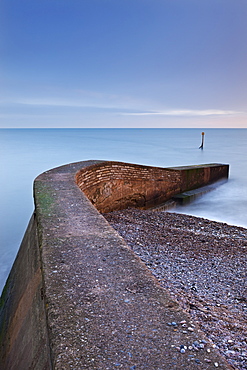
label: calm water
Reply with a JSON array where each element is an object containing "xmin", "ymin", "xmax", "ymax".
[{"xmin": 1, "ymin": 128, "xmax": 247, "ymax": 294}]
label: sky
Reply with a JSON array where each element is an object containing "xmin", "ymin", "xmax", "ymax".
[{"xmin": 0, "ymin": 0, "xmax": 247, "ymax": 128}]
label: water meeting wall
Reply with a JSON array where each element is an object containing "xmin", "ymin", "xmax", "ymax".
[{"xmin": 0, "ymin": 160, "xmax": 229, "ymax": 369}]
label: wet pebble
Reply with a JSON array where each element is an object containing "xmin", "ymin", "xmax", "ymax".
[{"xmin": 105, "ymin": 208, "xmax": 247, "ymax": 370}]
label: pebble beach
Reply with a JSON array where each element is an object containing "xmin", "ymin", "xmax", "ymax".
[{"xmin": 104, "ymin": 209, "xmax": 247, "ymax": 370}]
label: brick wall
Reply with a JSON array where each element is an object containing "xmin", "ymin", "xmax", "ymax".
[{"xmin": 75, "ymin": 162, "xmax": 229, "ymax": 213}]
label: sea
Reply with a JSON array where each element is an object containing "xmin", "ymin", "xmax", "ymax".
[{"xmin": 1, "ymin": 128, "xmax": 247, "ymax": 294}]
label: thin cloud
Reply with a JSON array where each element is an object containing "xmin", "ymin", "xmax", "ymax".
[
  {"xmin": 3, "ymin": 94, "xmax": 135, "ymax": 110},
  {"xmin": 122, "ymin": 109, "xmax": 244, "ymax": 117},
  {"xmin": 9, "ymin": 98, "xmax": 95, "ymax": 108},
  {"xmin": 1, "ymin": 96, "xmax": 244, "ymax": 118}
]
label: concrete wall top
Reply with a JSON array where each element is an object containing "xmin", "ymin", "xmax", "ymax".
[{"xmin": 1, "ymin": 160, "xmax": 231, "ymax": 369}]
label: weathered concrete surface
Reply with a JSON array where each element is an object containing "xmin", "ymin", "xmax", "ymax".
[
  {"xmin": 0, "ymin": 160, "xmax": 231, "ymax": 369},
  {"xmin": 0, "ymin": 215, "xmax": 51, "ymax": 370}
]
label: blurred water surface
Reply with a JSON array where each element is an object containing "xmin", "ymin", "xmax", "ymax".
[{"xmin": 1, "ymin": 128, "xmax": 246, "ymax": 293}]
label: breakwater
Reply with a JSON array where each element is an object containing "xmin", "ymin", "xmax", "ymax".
[{"xmin": 0, "ymin": 160, "xmax": 230, "ymax": 369}]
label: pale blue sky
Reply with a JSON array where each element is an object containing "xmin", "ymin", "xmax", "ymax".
[{"xmin": 1, "ymin": 0, "xmax": 247, "ymax": 128}]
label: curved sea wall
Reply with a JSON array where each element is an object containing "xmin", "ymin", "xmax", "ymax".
[
  {"xmin": 75, "ymin": 161, "xmax": 229, "ymax": 212},
  {"xmin": 0, "ymin": 160, "xmax": 230, "ymax": 369}
]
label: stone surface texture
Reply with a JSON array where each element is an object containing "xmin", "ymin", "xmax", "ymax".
[{"xmin": 105, "ymin": 208, "xmax": 247, "ymax": 370}]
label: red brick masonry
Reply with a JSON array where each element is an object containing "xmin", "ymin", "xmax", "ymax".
[{"xmin": 76, "ymin": 161, "xmax": 229, "ymax": 212}]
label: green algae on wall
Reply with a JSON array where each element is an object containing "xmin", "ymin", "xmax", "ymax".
[{"xmin": 34, "ymin": 182, "xmax": 58, "ymax": 217}]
